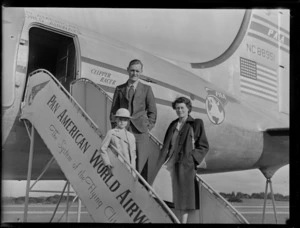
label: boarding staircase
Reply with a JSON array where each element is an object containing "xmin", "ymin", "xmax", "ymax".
[{"xmin": 20, "ymin": 69, "xmax": 248, "ymax": 223}]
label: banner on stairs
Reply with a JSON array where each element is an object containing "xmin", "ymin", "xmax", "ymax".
[{"xmin": 21, "ymin": 70, "xmax": 175, "ymax": 223}]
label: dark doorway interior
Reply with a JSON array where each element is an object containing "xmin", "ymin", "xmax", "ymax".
[{"xmin": 27, "ymin": 27, "xmax": 76, "ymax": 91}]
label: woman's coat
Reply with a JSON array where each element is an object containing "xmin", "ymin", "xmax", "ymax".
[{"xmin": 157, "ymin": 115, "xmax": 209, "ymax": 209}]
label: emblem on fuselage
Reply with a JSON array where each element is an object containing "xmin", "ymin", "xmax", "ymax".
[{"xmin": 205, "ymin": 88, "xmax": 228, "ymax": 125}]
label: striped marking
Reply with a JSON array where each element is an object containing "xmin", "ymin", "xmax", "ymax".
[
  {"xmin": 155, "ymin": 98, "xmax": 206, "ymax": 114},
  {"xmin": 256, "ymin": 67, "xmax": 277, "ymax": 81},
  {"xmin": 241, "ymin": 81, "xmax": 277, "ymax": 98},
  {"xmin": 252, "ymin": 14, "xmax": 290, "ymax": 35},
  {"xmin": 257, "ymin": 62, "xmax": 277, "ymax": 72},
  {"xmin": 240, "ymin": 57, "xmax": 278, "ymax": 103},
  {"xmin": 154, "ymin": 79, "xmax": 206, "ymax": 104},
  {"xmin": 241, "ymin": 77, "xmax": 277, "ymax": 94},
  {"xmin": 81, "ymin": 57, "xmax": 208, "ymax": 107},
  {"xmin": 256, "ymin": 75, "xmax": 277, "ymax": 87},
  {"xmin": 257, "ymin": 72, "xmax": 277, "ymax": 83},
  {"xmin": 241, "ymin": 87, "xmax": 277, "ymax": 103},
  {"xmin": 241, "ymin": 79, "xmax": 277, "ymax": 97},
  {"xmin": 98, "ymin": 87, "xmax": 207, "ymax": 114},
  {"xmin": 250, "ymin": 21, "xmax": 289, "ymax": 47},
  {"xmin": 247, "ymin": 32, "xmax": 289, "ymax": 54}
]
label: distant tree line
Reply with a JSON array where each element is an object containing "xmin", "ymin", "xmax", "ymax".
[
  {"xmin": 219, "ymin": 191, "xmax": 289, "ymax": 203},
  {"xmin": 2, "ymin": 191, "xmax": 289, "ymax": 204}
]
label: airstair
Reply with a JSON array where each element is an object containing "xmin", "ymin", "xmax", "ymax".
[{"xmin": 20, "ymin": 69, "xmax": 248, "ymax": 223}]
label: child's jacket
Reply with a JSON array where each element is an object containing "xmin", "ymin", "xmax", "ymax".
[{"xmin": 100, "ymin": 128, "xmax": 136, "ymax": 169}]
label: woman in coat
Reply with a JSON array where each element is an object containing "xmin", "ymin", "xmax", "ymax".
[{"xmin": 153, "ymin": 96, "xmax": 209, "ymax": 223}]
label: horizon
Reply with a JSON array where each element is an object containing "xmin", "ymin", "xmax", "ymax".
[{"xmin": 2, "ymin": 165, "xmax": 289, "ymax": 197}]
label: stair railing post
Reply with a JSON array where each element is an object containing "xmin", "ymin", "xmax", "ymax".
[
  {"xmin": 66, "ymin": 181, "xmax": 70, "ymax": 222},
  {"xmin": 77, "ymin": 198, "xmax": 82, "ymax": 222},
  {"xmin": 23, "ymin": 125, "xmax": 35, "ymax": 222},
  {"xmin": 50, "ymin": 182, "xmax": 68, "ymax": 222},
  {"xmin": 198, "ymin": 178, "xmax": 203, "ymax": 223}
]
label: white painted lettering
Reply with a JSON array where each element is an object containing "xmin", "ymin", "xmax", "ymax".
[{"xmin": 268, "ymin": 29, "xmax": 274, "ymax": 36}]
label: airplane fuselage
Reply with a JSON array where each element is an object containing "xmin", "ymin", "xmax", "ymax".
[{"xmin": 2, "ymin": 8, "xmax": 289, "ymax": 180}]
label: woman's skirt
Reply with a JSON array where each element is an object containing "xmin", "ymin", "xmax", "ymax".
[{"xmin": 152, "ymin": 149, "xmax": 176, "ymax": 203}]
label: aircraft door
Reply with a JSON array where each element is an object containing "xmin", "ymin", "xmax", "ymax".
[
  {"xmin": 56, "ymin": 41, "xmax": 76, "ymax": 91},
  {"xmin": 27, "ymin": 27, "xmax": 77, "ymax": 92}
]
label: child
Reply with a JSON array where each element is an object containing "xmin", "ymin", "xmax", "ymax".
[{"xmin": 100, "ymin": 108, "xmax": 137, "ymax": 177}]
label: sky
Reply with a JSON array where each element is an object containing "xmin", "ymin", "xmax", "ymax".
[{"xmin": 2, "ymin": 165, "xmax": 289, "ymax": 197}]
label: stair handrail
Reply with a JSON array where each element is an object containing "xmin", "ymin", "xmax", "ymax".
[
  {"xmin": 24, "ymin": 70, "xmax": 101, "ymax": 136},
  {"xmin": 70, "ymin": 78, "xmax": 164, "ymax": 149},
  {"xmin": 69, "ymin": 76, "xmax": 247, "ymax": 224},
  {"xmin": 196, "ymin": 175, "xmax": 249, "ymax": 224},
  {"xmin": 25, "ymin": 70, "xmax": 179, "ymax": 223},
  {"xmin": 109, "ymin": 144, "xmax": 180, "ymax": 223},
  {"xmin": 71, "ymin": 78, "xmax": 113, "ymax": 102},
  {"xmin": 70, "ymin": 77, "xmax": 179, "ymax": 223},
  {"xmin": 58, "ymin": 77, "xmax": 249, "ymax": 224}
]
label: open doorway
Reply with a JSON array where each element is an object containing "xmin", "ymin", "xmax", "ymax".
[{"xmin": 27, "ymin": 27, "xmax": 77, "ymax": 91}]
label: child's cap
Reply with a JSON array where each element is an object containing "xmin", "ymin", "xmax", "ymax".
[{"xmin": 115, "ymin": 108, "xmax": 131, "ymax": 119}]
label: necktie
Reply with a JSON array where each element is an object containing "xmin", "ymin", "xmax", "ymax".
[{"xmin": 128, "ymin": 85, "xmax": 134, "ymax": 114}]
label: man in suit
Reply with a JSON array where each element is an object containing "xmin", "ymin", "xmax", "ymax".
[{"xmin": 110, "ymin": 59, "xmax": 157, "ymax": 181}]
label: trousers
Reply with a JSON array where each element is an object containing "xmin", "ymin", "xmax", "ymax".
[{"xmin": 128, "ymin": 123, "xmax": 150, "ymax": 181}]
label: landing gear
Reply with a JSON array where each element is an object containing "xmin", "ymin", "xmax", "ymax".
[
  {"xmin": 257, "ymin": 163, "xmax": 283, "ymax": 226},
  {"xmin": 262, "ymin": 178, "xmax": 278, "ymax": 224}
]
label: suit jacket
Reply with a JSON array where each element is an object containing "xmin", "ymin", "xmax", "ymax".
[{"xmin": 110, "ymin": 81, "xmax": 157, "ymax": 133}]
